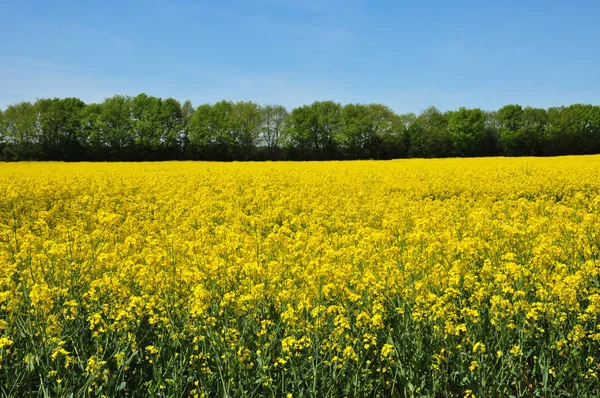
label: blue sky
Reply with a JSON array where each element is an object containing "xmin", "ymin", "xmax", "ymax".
[{"xmin": 1, "ymin": 0, "xmax": 599, "ymax": 113}]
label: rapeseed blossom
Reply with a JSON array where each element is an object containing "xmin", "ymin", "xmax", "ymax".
[{"xmin": 1, "ymin": 157, "xmax": 600, "ymax": 396}]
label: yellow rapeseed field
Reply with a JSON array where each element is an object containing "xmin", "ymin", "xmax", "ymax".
[{"xmin": 1, "ymin": 157, "xmax": 600, "ymax": 397}]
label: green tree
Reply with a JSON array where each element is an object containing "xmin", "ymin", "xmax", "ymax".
[
  {"xmin": 210, "ymin": 100, "xmax": 236, "ymax": 159},
  {"xmin": 188, "ymin": 103, "xmax": 214, "ymax": 150},
  {"xmin": 497, "ymin": 105, "xmax": 545, "ymax": 156},
  {"xmin": 285, "ymin": 101, "xmax": 342, "ymax": 159},
  {"xmin": 385, "ymin": 112, "xmax": 415, "ymax": 159},
  {"xmin": 79, "ymin": 103, "xmax": 104, "ymax": 160},
  {"xmin": 131, "ymin": 93, "xmax": 163, "ymax": 158},
  {"xmin": 99, "ymin": 95, "xmax": 134, "ymax": 160},
  {"xmin": 368, "ymin": 104, "xmax": 408, "ymax": 159},
  {"xmin": 0, "ymin": 108, "xmax": 4, "ymax": 158},
  {"xmin": 482, "ymin": 111, "xmax": 501, "ymax": 156},
  {"xmin": 36, "ymin": 98, "xmax": 86, "ymax": 160},
  {"xmin": 447, "ymin": 107, "xmax": 488, "ymax": 157},
  {"xmin": 1, "ymin": 96, "xmax": 599, "ymax": 161},
  {"xmin": 180, "ymin": 100, "xmax": 194, "ymax": 157},
  {"xmin": 569, "ymin": 104, "xmax": 600, "ymax": 154},
  {"xmin": 189, "ymin": 101, "xmax": 240, "ymax": 160},
  {"xmin": 339, "ymin": 103, "xmax": 405, "ymax": 159},
  {"xmin": 1, "ymin": 102, "xmax": 39, "ymax": 160},
  {"xmin": 159, "ymin": 98, "xmax": 184, "ymax": 158},
  {"xmin": 544, "ymin": 106, "xmax": 571, "ymax": 155},
  {"xmin": 339, "ymin": 104, "xmax": 376, "ymax": 158},
  {"xmin": 313, "ymin": 101, "xmax": 342, "ymax": 159},
  {"xmin": 520, "ymin": 107, "xmax": 546, "ymax": 155},
  {"xmin": 283, "ymin": 105, "xmax": 314, "ymax": 159},
  {"xmin": 231, "ymin": 101, "xmax": 263, "ymax": 159},
  {"xmin": 497, "ymin": 104, "xmax": 525, "ymax": 155},
  {"xmin": 408, "ymin": 106, "xmax": 452, "ymax": 158},
  {"xmin": 261, "ymin": 104, "xmax": 288, "ymax": 159}
]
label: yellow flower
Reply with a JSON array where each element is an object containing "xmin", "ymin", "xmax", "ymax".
[
  {"xmin": 380, "ymin": 344, "xmax": 395, "ymax": 360},
  {"xmin": 472, "ymin": 342, "xmax": 486, "ymax": 354},
  {"xmin": 2, "ymin": 157, "xmax": 600, "ymax": 394},
  {"xmin": 0, "ymin": 337, "xmax": 13, "ymax": 350},
  {"xmin": 509, "ymin": 345, "xmax": 521, "ymax": 357}
]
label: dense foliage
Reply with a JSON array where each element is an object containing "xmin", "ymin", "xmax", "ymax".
[
  {"xmin": 2, "ymin": 158, "xmax": 600, "ymax": 396},
  {"xmin": 1, "ymin": 95, "xmax": 599, "ymax": 160}
]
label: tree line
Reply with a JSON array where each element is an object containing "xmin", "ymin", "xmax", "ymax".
[{"xmin": 0, "ymin": 94, "xmax": 599, "ymax": 161}]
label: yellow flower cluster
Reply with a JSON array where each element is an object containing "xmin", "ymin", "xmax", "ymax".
[{"xmin": 1, "ymin": 156, "xmax": 600, "ymax": 396}]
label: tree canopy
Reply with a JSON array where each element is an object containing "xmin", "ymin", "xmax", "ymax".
[{"xmin": 1, "ymin": 95, "xmax": 599, "ymax": 161}]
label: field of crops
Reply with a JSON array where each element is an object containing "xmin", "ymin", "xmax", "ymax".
[{"xmin": 1, "ymin": 157, "xmax": 600, "ymax": 397}]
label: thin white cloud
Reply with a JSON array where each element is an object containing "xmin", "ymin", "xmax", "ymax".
[
  {"xmin": 0, "ymin": 56, "xmax": 129, "ymax": 107},
  {"xmin": 3, "ymin": 51, "xmax": 593, "ymax": 113}
]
